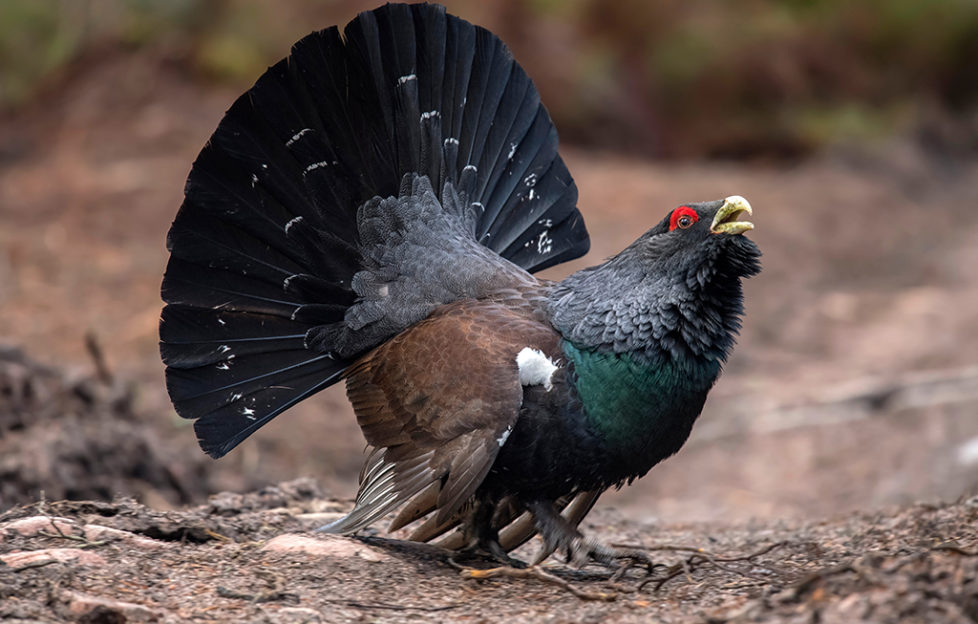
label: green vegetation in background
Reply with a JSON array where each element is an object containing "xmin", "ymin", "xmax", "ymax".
[
  {"xmin": 0, "ymin": 1, "xmax": 86, "ymax": 109},
  {"xmin": 0, "ymin": 0, "xmax": 975, "ymax": 159}
]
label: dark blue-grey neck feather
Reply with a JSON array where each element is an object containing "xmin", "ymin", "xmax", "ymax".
[{"xmin": 548, "ymin": 220, "xmax": 761, "ymax": 367}]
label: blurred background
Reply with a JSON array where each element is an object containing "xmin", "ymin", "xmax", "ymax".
[{"xmin": 1, "ymin": 0, "xmax": 977, "ymax": 524}]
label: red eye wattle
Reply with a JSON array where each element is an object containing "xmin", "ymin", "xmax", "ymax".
[{"xmin": 669, "ymin": 206, "xmax": 699, "ymax": 231}]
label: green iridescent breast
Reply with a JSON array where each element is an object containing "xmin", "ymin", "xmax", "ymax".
[{"xmin": 561, "ymin": 341, "xmax": 721, "ymax": 451}]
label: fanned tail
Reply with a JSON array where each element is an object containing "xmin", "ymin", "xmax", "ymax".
[{"xmin": 161, "ymin": 3, "xmax": 589, "ymax": 458}]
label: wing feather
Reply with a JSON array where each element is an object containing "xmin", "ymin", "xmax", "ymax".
[{"xmin": 322, "ymin": 298, "xmax": 559, "ymax": 536}]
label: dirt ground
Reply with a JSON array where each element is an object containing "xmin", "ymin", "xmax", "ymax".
[
  {"xmin": 1, "ymin": 50, "xmax": 978, "ymax": 622},
  {"xmin": 1, "ymin": 481, "xmax": 976, "ymax": 623}
]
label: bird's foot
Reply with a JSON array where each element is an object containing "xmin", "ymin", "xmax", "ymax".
[
  {"xmin": 565, "ymin": 538, "xmax": 657, "ymax": 579},
  {"xmin": 453, "ymin": 539, "xmax": 528, "ymax": 569},
  {"xmin": 525, "ymin": 499, "xmax": 655, "ymax": 577}
]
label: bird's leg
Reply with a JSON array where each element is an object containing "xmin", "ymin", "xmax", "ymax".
[
  {"xmin": 526, "ymin": 500, "xmax": 655, "ymax": 574},
  {"xmin": 458, "ymin": 498, "xmax": 527, "ymax": 568}
]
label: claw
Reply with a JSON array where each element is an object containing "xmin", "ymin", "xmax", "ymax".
[
  {"xmin": 526, "ymin": 500, "xmax": 656, "ymax": 575},
  {"xmin": 454, "ymin": 540, "xmax": 528, "ymax": 568},
  {"xmin": 571, "ymin": 539, "xmax": 657, "ymax": 576}
]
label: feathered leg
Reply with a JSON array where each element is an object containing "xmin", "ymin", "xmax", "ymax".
[{"xmin": 458, "ymin": 498, "xmax": 528, "ymax": 568}]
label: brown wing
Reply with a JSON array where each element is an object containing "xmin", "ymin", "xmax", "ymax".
[{"xmin": 321, "ymin": 298, "xmax": 560, "ymax": 535}]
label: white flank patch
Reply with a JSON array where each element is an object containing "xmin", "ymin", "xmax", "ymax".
[
  {"xmin": 496, "ymin": 425, "xmax": 514, "ymax": 447},
  {"xmin": 956, "ymin": 435, "xmax": 978, "ymax": 466},
  {"xmin": 516, "ymin": 347, "xmax": 558, "ymax": 392}
]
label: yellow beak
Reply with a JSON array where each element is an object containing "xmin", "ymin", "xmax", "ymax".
[{"xmin": 710, "ymin": 195, "xmax": 754, "ymax": 235}]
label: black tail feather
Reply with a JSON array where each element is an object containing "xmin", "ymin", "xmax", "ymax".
[
  {"xmin": 188, "ymin": 360, "xmax": 345, "ymax": 459},
  {"xmin": 161, "ymin": 3, "xmax": 589, "ymax": 457}
]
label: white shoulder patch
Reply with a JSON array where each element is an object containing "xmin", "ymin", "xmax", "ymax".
[{"xmin": 516, "ymin": 347, "xmax": 558, "ymax": 392}]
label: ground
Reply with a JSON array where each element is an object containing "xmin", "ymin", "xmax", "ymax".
[
  {"xmin": 1, "ymin": 51, "xmax": 978, "ymax": 622},
  {"xmin": 1, "ymin": 481, "xmax": 977, "ymax": 623}
]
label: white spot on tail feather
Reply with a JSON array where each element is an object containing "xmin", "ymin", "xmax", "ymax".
[
  {"xmin": 398, "ymin": 73, "xmax": 417, "ymax": 85},
  {"xmin": 304, "ymin": 161, "xmax": 330, "ymax": 174},
  {"xmin": 516, "ymin": 347, "xmax": 558, "ymax": 392},
  {"xmin": 285, "ymin": 216, "xmax": 303, "ymax": 234},
  {"xmin": 242, "ymin": 407, "xmax": 256, "ymax": 420},
  {"xmin": 536, "ymin": 230, "xmax": 553, "ymax": 255},
  {"xmin": 507, "ymin": 142, "xmax": 518, "ymax": 160},
  {"xmin": 286, "ymin": 128, "xmax": 313, "ymax": 147}
]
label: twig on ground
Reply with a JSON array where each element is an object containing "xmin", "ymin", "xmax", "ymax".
[
  {"xmin": 324, "ymin": 599, "xmax": 463, "ymax": 612},
  {"xmin": 932, "ymin": 544, "xmax": 978, "ymax": 557},
  {"xmin": 450, "ymin": 559, "xmax": 617, "ymax": 602},
  {"xmin": 11, "ymin": 559, "xmax": 60, "ymax": 573},
  {"xmin": 791, "ymin": 562, "xmax": 875, "ymax": 598},
  {"xmin": 216, "ymin": 586, "xmax": 298, "ymax": 603},
  {"xmin": 216, "ymin": 585, "xmax": 299, "ymax": 604},
  {"xmin": 625, "ymin": 542, "xmax": 787, "ymax": 592},
  {"xmin": 85, "ymin": 331, "xmax": 114, "ymax": 385},
  {"xmin": 216, "ymin": 570, "xmax": 299, "ymax": 604},
  {"xmin": 38, "ymin": 518, "xmax": 111, "ymax": 549}
]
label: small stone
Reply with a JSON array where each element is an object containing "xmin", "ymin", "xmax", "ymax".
[
  {"xmin": 2, "ymin": 516, "xmax": 77, "ymax": 538},
  {"xmin": 1, "ymin": 547, "xmax": 107, "ymax": 569},
  {"xmin": 63, "ymin": 590, "xmax": 162, "ymax": 622},
  {"xmin": 261, "ymin": 533, "xmax": 388, "ymax": 562},
  {"xmin": 82, "ymin": 525, "xmax": 168, "ymax": 550}
]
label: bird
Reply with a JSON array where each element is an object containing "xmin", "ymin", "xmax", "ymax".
[{"xmin": 160, "ymin": 3, "xmax": 761, "ymax": 568}]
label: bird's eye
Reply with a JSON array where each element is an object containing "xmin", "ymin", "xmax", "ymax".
[{"xmin": 669, "ymin": 206, "xmax": 699, "ymax": 231}]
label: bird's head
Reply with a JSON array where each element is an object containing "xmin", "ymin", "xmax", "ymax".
[
  {"xmin": 549, "ymin": 196, "xmax": 761, "ymax": 363},
  {"xmin": 628, "ymin": 196, "xmax": 761, "ymax": 284}
]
